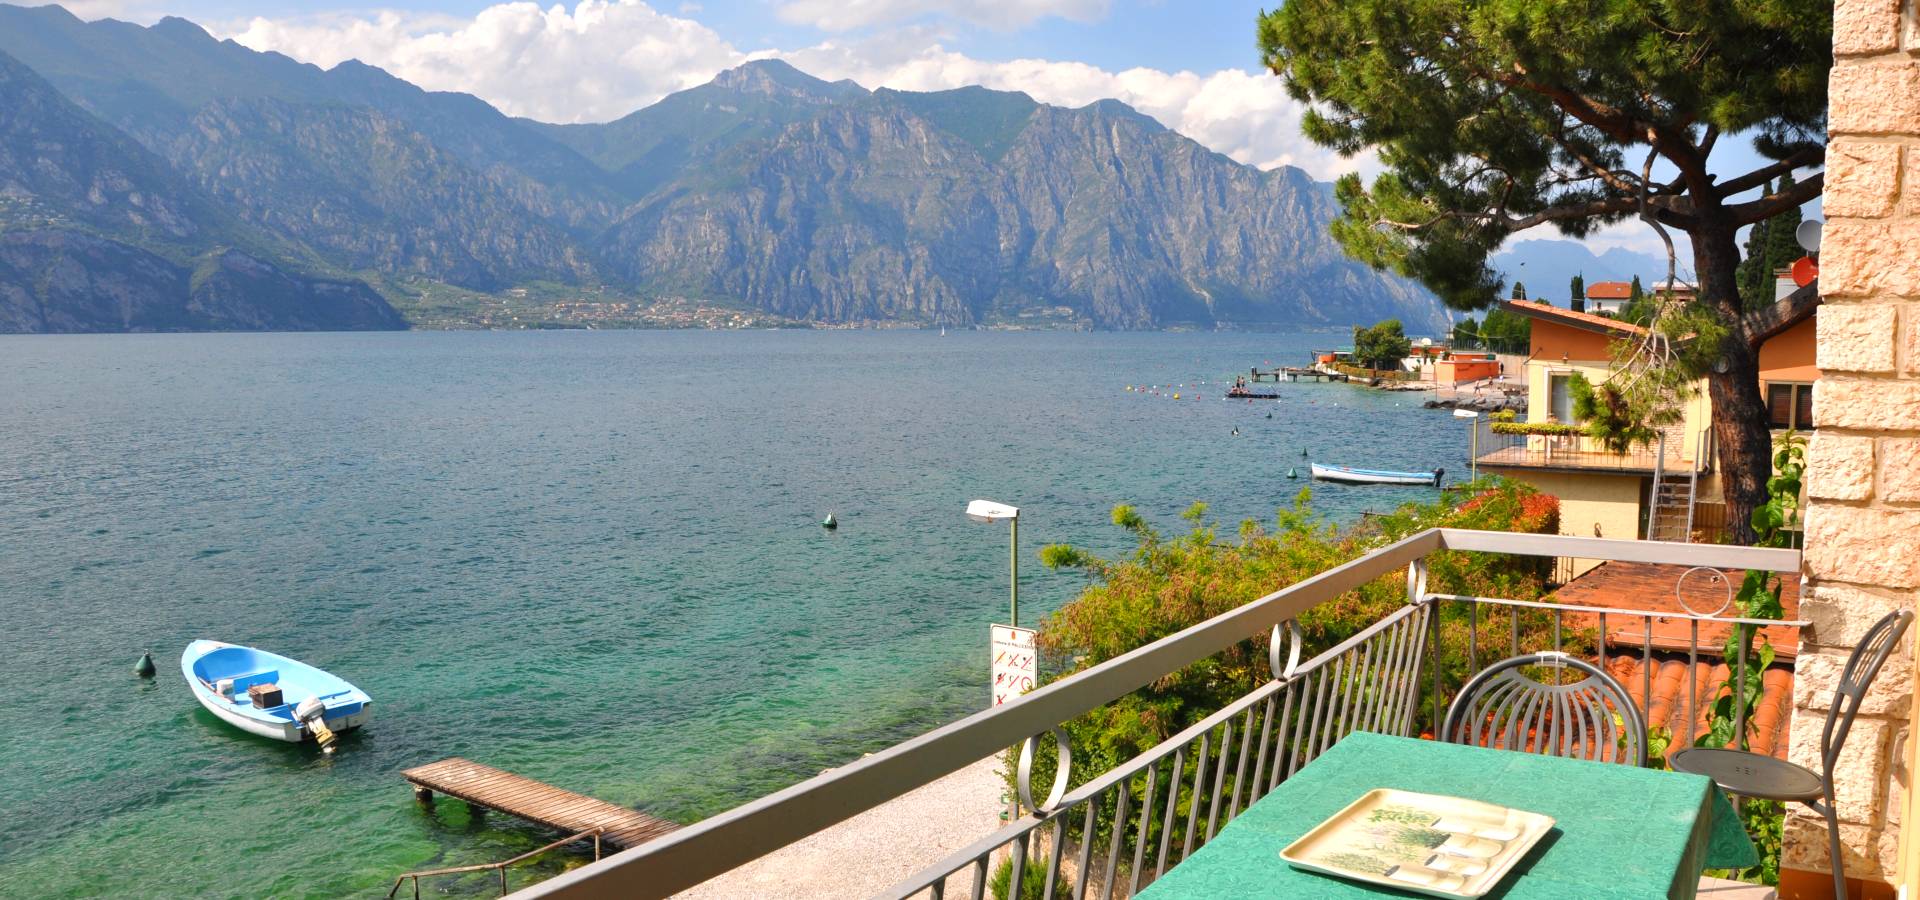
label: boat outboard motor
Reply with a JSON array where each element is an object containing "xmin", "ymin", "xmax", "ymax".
[
  {"xmin": 1433, "ymin": 468, "xmax": 1446, "ymax": 488},
  {"xmin": 294, "ymin": 696, "xmax": 340, "ymax": 753}
]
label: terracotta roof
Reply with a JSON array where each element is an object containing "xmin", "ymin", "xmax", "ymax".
[
  {"xmin": 1605, "ymin": 653, "xmax": 1794, "ymax": 761},
  {"xmin": 1551, "ymin": 562, "xmax": 1802, "ymax": 660},
  {"xmin": 1498, "ymin": 299, "xmax": 1647, "ymax": 336},
  {"xmin": 1556, "ymin": 561, "xmax": 1801, "ymax": 761},
  {"xmin": 1587, "ymin": 281, "xmax": 1633, "ymax": 299}
]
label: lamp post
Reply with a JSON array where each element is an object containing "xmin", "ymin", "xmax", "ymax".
[
  {"xmin": 966, "ymin": 499, "xmax": 1020, "ymax": 626},
  {"xmin": 1453, "ymin": 408, "xmax": 1480, "ymax": 481}
]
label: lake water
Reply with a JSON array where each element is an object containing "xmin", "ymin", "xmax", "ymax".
[{"xmin": 0, "ymin": 330, "xmax": 1466, "ymax": 897}]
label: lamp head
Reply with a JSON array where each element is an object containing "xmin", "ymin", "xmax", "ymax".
[{"xmin": 966, "ymin": 499, "xmax": 1019, "ymax": 523}]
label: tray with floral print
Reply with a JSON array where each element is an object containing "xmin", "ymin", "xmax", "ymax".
[{"xmin": 1278, "ymin": 788, "xmax": 1555, "ymax": 898}]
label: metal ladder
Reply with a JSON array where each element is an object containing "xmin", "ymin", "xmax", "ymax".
[{"xmin": 1647, "ymin": 427, "xmax": 1698, "ymax": 542}]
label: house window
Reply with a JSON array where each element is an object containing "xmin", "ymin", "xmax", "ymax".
[
  {"xmin": 1549, "ymin": 373, "xmax": 1577, "ymax": 423},
  {"xmin": 1766, "ymin": 382, "xmax": 1815, "ymax": 430}
]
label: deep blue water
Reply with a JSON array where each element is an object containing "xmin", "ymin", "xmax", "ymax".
[{"xmin": 0, "ymin": 330, "xmax": 1466, "ymax": 897}]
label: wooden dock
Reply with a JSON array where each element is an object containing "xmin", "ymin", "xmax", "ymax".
[
  {"xmin": 1280, "ymin": 366, "xmax": 1349, "ymax": 382},
  {"xmin": 403, "ymin": 758, "xmax": 679, "ymax": 850}
]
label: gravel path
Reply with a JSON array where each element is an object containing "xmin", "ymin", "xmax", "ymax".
[{"xmin": 675, "ymin": 755, "xmax": 1008, "ymax": 899}]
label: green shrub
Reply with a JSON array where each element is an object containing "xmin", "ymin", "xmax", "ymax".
[
  {"xmin": 1489, "ymin": 421, "xmax": 1585, "ymax": 436},
  {"xmin": 1021, "ymin": 479, "xmax": 1577, "ymax": 857},
  {"xmin": 988, "ymin": 857, "xmax": 1071, "ymax": 900}
]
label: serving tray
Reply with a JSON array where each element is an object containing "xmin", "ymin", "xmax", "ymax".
[{"xmin": 1278, "ymin": 788, "xmax": 1555, "ymax": 898}]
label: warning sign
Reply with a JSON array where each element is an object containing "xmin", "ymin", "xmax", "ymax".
[{"xmin": 990, "ymin": 624, "xmax": 1038, "ymax": 707}]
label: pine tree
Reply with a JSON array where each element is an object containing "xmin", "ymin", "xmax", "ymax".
[
  {"xmin": 1259, "ymin": 0, "xmax": 1828, "ymax": 542},
  {"xmin": 1510, "ymin": 281, "xmax": 1527, "ymax": 301},
  {"xmin": 1762, "ymin": 172, "xmax": 1804, "ymax": 295},
  {"xmin": 1569, "ymin": 274, "xmax": 1585, "ymax": 313},
  {"xmin": 1737, "ymin": 215, "xmax": 1772, "ymax": 307}
]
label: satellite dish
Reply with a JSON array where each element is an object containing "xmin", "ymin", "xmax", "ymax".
[
  {"xmin": 1792, "ymin": 255, "xmax": 1819, "ymax": 287},
  {"xmin": 1796, "ymin": 220, "xmax": 1822, "ymax": 253}
]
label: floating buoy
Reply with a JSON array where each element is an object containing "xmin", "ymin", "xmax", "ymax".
[
  {"xmin": 1265, "ymin": 412, "xmax": 1273, "ymax": 419},
  {"xmin": 822, "ymin": 513, "xmax": 838, "ymax": 530},
  {"xmin": 1287, "ymin": 468, "xmax": 1299, "ymax": 479},
  {"xmin": 1173, "ymin": 393, "xmax": 1180, "ymax": 400},
  {"xmin": 1232, "ymin": 427, "xmax": 1241, "ymax": 436},
  {"xmin": 134, "ymin": 651, "xmax": 156, "ymax": 678}
]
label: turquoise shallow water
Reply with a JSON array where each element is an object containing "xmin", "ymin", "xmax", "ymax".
[{"xmin": 0, "ymin": 330, "xmax": 1466, "ymax": 897}]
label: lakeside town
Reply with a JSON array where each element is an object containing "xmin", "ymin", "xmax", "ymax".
[{"xmin": 6, "ymin": 0, "xmax": 1920, "ymax": 899}]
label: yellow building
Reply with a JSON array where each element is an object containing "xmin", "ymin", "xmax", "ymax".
[{"xmin": 1473, "ymin": 300, "xmax": 1818, "ymax": 570}]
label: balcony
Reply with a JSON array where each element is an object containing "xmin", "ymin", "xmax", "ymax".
[
  {"xmin": 1471, "ymin": 420, "xmax": 1710, "ymax": 476},
  {"xmin": 510, "ymin": 531, "xmax": 1799, "ymax": 899}
]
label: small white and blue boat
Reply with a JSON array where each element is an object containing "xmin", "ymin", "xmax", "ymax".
[
  {"xmin": 181, "ymin": 640, "xmax": 371, "ymax": 749},
  {"xmin": 1310, "ymin": 462, "xmax": 1445, "ymax": 487}
]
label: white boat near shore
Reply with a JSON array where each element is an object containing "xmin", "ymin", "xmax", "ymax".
[{"xmin": 1310, "ymin": 462, "xmax": 1445, "ymax": 486}]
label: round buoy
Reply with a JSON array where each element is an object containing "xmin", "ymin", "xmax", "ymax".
[
  {"xmin": 135, "ymin": 651, "xmax": 155, "ymax": 678},
  {"xmin": 822, "ymin": 513, "xmax": 838, "ymax": 530}
]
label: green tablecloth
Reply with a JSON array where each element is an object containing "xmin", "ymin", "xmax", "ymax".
[{"xmin": 1137, "ymin": 731, "xmax": 1756, "ymax": 899}]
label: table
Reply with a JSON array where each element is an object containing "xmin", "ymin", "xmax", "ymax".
[{"xmin": 1137, "ymin": 732, "xmax": 1756, "ymax": 899}]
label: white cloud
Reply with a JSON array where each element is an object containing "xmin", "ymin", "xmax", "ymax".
[
  {"xmin": 57, "ymin": 0, "xmax": 163, "ymax": 22},
  {"xmin": 224, "ymin": 1, "xmax": 743, "ymax": 124},
  {"xmin": 215, "ymin": 1, "xmax": 1365, "ymax": 179},
  {"xmin": 780, "ymin": 41, "xmax": 1367, "ymax": 179},
  {"xmin": 775, "ymin": 0, "xmax": 1108, "ymax": 32}
]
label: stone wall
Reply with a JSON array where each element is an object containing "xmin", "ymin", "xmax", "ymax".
[{"xmin": 1790, "ymin": 0, "xmax": 1920, "ymax": 893}]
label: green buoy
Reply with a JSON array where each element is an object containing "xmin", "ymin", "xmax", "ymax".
[
  {"xmin": 822, "ymin": 513, "xmax": 838, "ymax": 530},
  {"xmin": 1287, "ymin": 468, "xmax": 1298, "ymax": 479},
  {"xmin": 134, "ymin": 651, "xmax": 155, "ymax": 678}
]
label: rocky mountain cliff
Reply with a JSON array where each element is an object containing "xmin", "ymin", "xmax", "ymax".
[
  {"xmin": 0, "ymin": 46, "xmax": 403, "ymax": 332},
  {"xmin": 0, "ymin": 4, "xmax": 1447, "ymax": 332}
]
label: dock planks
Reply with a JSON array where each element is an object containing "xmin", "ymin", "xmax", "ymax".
[{"xmin": 403, "ymin": 757, "xmax": 679, "ymax": 850}]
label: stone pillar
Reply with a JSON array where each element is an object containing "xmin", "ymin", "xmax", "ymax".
[{"xmin": 1789, "ymin": 0, "xmax": 1920, "ymax": 894}]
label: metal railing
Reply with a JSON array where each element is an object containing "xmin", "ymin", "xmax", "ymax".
[
  {"xmin": 391, "ymin": 828, "xmax": 602, "ymax": 899},
  {"xmin": 509, "ymin": 530, "xmax": 1799, "ymax": 899},
  {"xmin": 885, "ymin": 601, "xmax": 1431, "ymax": 899},
  {"xmin": 1471, "ymin": 420, "xmax": 1711, "ymax": 475}
]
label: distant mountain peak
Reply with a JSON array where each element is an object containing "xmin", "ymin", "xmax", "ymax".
[
  {"xmin": 1079, "ymin": 97, "xmax": 1162, "ymax": 128},
  {"xmin": 709, "ymin": 58, "xmax": 865, "ymax": 101},
  {"xmin": 151, "ymin": 16, "xmax": 213, "ymax": 41}
]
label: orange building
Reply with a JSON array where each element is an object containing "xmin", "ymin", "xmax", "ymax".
[{"xmin": 1474, "ymin": 300, "xmax": 1818, "ymax": 555}]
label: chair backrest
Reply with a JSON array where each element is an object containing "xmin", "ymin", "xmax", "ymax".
[
  {"xmin": 1821, "ymin": 610, "xmax": 1914, "ymax": 776},
  {"xmin": 1442, "ymin": 651, "xmax": 1646, "ymax": 766}
]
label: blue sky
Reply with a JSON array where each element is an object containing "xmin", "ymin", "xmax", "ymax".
[
  {"xmin": 60, "ymin": 0, "xmax": 1809, "ymax": 263},
  {"xmin": 95, "ymin": 1, "xmax": 1270, "ymax": 74}
]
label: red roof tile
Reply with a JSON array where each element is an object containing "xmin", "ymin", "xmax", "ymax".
[
  {"xmin": 1605, "ymin": 653, "xmax": 1794, "ymax": 760},
  {"xmin": 1551, "ymin": 562, "xmax": 1802, "ymax": 660},
  {"xmin": 1553, "ymin": 562, "xmax": 1801, "ymax": 761},
  {"xmin": 1587, "ymin": 281, "xmax": 1633, "ymax": 299}
]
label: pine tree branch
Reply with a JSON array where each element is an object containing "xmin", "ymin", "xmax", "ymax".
[
  {"xmin": 1727, "ymin": 173, "xmax": 1824, "ymax": 226},
  {"xmin": 1712, "ymin": 148, "xmax": 1825, "ymax": 200}
]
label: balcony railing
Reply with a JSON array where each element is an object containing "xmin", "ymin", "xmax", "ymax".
[
  {"xmin": 509, "ymin": 530, "xmax": 1799, "ymax": 900},
  {"xmin": 1472, "ymin": 420, "xmax": 1711, "ymax": 475}
]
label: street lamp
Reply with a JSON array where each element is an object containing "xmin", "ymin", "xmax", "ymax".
[
  {"xmin": 966, "ymin": 499, "xmax": 1020, "ymax": 626},
  {"xmin": 1453, "ymin": 408, "xmax": 1480, "ymax": 482}
]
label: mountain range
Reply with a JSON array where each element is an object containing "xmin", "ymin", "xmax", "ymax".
[
  {"xmin": 1489, "ymin": 239, "xmax": 1678, "ymax": 305},
  {"xmin": 0, "ymin": 4, "xmax": 1448, "ymax": 333}
]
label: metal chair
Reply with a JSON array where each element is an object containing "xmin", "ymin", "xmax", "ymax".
[
  {"xmin": 1442, "ymin": 651, "xmax": 1647, "ymax": 766},
  {"xmin": 1671, "ymin": 609, "xmax": 1913, "ymax": 900}
]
